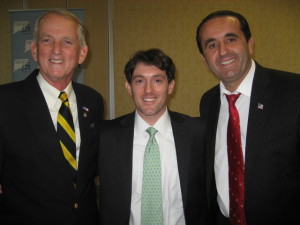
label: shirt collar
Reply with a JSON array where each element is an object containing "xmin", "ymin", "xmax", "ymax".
[
  {"xmin": 37, "ymin": 73, "xmax": 74, "ymax": 110},
  {"xmin": 134, "ymin": 108, "xmax": 170, "ymax": 136},
  {"xmin": 220, "ymin": 59, "xmax": 256, "ymax": 97}
]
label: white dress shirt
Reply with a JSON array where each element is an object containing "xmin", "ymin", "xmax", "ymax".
[
  {"xmin": 215, "ymin": 60, "xmax": 256, "ymax": 217},
  {"xmin": 129, "ymin": 109, "xmax": 185, "ymax": 225},
  {"xmin": 37, "ymin": 73, "xmax": 81, "ymax": 166}
]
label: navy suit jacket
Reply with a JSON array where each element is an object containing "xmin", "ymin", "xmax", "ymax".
[
  {"xmin": 0, "ymin": 69, "xmax": 104, "ymax": 225},
  {"xmin": 98, "ymin": 111, "xmax": 207, "ymax": 225},
  {"xmin": 200, "ymin": 62, "xmax": 300, "ymax": 225}
]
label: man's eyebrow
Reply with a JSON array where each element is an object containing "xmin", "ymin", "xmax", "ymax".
[
  {"xmin": 132, "ymin": 74, "xmax": 165, "ymax": 79},
  {"xmin": 225, "ymin": 33, "xmax": 239, "ymax": 38},
  {"xmin": 131, "ymin": 74, "xmax": 144, "ymax": 79},
  {"xmin": 204, "ymin": 33, "xmax": 239, "ymax": 48}
]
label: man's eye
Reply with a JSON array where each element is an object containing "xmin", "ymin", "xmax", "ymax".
[
  {"xmin": 227, "ymin": 38, "xmax": 236, "ymax": 43},
  {"xmin": 41, "ymin": 39, "xmax": 51, "ymax": 43},
  {"xmin": 208, "ymin": 43, "xmax": 216, "ymax": 49},
  {"xmin": 135, "ymin": 80, "xmax": 143, "ymax": 84},
  {"xmin": 63, "ymin": 40, "xmax": 73, "ymax": 45}
]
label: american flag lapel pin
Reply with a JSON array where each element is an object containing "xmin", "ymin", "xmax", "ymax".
[
  {"xmin": 82, "ymin": 106, "xmax": 89, "ymax": 117},
  {"xmin": 257, "ymin": 103, "xmax": 264, "ymax": 110}
]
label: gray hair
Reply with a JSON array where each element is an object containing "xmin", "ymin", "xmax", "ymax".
[{"xmin": 33, "ymin": 9, "xmax": 86, "ymax": 46}]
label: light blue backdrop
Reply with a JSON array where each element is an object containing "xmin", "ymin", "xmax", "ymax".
[{"xmin": 9, "ymin": 9, "xmax": 85, "ymax": 83}]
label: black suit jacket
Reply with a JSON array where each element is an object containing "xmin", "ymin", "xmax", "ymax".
[
  {"xmin": 0, "ymin": 69, "xmax": 104, "ymax": 225},
  {"xmin": 98, "ymin": 111, "xmax": 207, "ymax": 225},
  {"xmin": 200, "ymin": 62, "xmax": 300, "ymax": 225}
]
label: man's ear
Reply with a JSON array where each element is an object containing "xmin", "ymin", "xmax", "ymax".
[
  {"xmin": 168, "ymin": 80, "xmax": 175, "ymax": 95},
  {"xmin": 30, "ymin": 41, "xmax": 38, "ymax": 62},
  {"xmin": 78, "ymin": 45, "xmax": 88, "ymax": 64},
  {"xmin": 125, "ymin": 81, "xmax": 132, "ymax": 96},
  {"xmin": 248, "ymin": 36, "xmax": 254, "ymax": 56}
]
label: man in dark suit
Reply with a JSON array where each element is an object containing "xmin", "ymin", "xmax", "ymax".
[
  {"xmin": 196, "ymin": 10, "xmax": 300, "ymax": 225},
  {"xmin": 98, "ymin": 48, "xmax": 207, "ymax": 225},
  {"xmin": 0, "ymin": 10, "xmax": 103, "ymax": 225}
]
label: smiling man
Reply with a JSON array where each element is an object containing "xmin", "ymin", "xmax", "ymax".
[
  {"xmin": 98, "ymin": 48, "xmax": 207, "ymax": 225},
  {"xmin": 196, "ymin": 10, "xmax": 300, "ymax": 225},
  {"xmin": 0, "ymin": 10, "xmax": 103, "ymax": 225}
]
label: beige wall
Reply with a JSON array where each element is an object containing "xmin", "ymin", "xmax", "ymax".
[
  {"xmin": 1, "ymin": 0, "xmax": 300, "ymax": 118},
  {"xmin": 113, "ymin": 0, "xmax": 300, "ymax": 117}
]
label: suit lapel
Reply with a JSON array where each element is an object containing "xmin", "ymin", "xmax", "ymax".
[
  {"xmin": 206, "ymin": 88, "xmax": 221, "ymax": 201},
  {"xmin": 20, "ymin": 71, "xmax": 71, "ymax": 180},
  {"xmin": 116, "ymin": 113, "xmax": 135, "ymax": 215},
  {"xmin": 116, "ymin": 113, "xmax": 135, "ymax": 180},
  {"xmin": 75, "ymin": 88, "xmax": 89, "ymax": 161},
  {"xmin": 245, "ymin": 63, "xmax": 274, "ymax": 187},
  {"xmin": 169, "ymin": 111, "xmax": 190, "ymax": 209},
  {"xmin": 73, "ymin": 85, "xmax": 94, "ymax": 181}
]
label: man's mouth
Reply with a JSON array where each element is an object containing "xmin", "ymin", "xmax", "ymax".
[
  {"xmin": 49, "ymin": 59, "xmax": 64, "ymax": 64},
  {"xmin": 220, "ymin": 58, "xmax": 235, "ymax": 66},
  {"xmin": 144, "ymin": 97, "xmax": 156, "ymax": 102}
]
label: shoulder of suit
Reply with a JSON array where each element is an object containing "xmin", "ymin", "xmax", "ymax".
[
  {"xmin": 257, "ymin": 63, "xmax": 300, "ymax": 82},
  {"xmin": 169, "ymin": 111, "xmax": 206, "ymax": 138},
  {"xmin": 200, "ymin": 84, "xmax": 219, "ymax": 114},
  {"xmin": 169, "ymin": 111, "xmax": 204, "ymax": 125},
  {"xmin": 73, "ymin": 82, "xmax": 103, "ymax": 98},
  {"xmin": 0, "ymin": 78, "xmax": 26, "ymax": 99},
  {"xmin": 100, "ymin": 112, "xmax": 134, "ymax": 129},
  {"xmin": 260, "ymin": 67, "xmax": 300, "ymax": 93},
  {"xmin": 202, "ymin": 84, "xmax": 219, "ymax": 98},
  {"xmin": 72, "ymin": 82, "xmax": 104, "ymax": 111}
]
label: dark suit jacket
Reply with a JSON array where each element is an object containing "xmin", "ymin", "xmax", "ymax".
[
  {"xmin": 98, "ymin": 111, "xmax": 207, "ymax": 225},
  {"xmin": 200, "ymin": 62, "xmax": 300, "ymax": 225},
  {"xmin": 0, "ymin": 69, "xmax": 104, "ymax": 225}
]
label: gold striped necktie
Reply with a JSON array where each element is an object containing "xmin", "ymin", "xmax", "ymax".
[{"xmin": 57, "ymin": 92, "xmax": 77, "ymax": 179}]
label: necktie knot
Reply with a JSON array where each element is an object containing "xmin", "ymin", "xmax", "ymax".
[
  {"xmin": 59, "ymin": 92, "xmax": 70, "ymax": 108},
  {"xmin": 146, "ymin": 127, "xmax": 158, "ymax": 137},
  {"xmin": 225, "ymin": 93, "xmax": 241, "ymax": 107},
  {"xmin": 59, "ymin": 91, "xmax": 68, "ymax": 102}
]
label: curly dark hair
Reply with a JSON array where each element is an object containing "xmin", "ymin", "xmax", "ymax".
[{"xmin": 124, "ymin": 48, "xmax": 176, "ymax": 83}]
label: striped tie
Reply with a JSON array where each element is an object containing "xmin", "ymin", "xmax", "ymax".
[{"xmin": 57, "ymin": 92, "xmax": 77, "ymax": 178}]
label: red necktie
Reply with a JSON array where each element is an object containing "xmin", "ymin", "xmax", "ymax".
[{"xmin": 225, "ymin": 93, "xmax": 247, "ymax": 225}]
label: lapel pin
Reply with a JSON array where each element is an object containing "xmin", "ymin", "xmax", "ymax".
[
  {"xmin": 257, "ymin": 103, "xmax": 264, "ymax": 110},
  {"xmin": 82, "ymin": 106, "xmax": 89, "ymax": 112},
  {"xmin": 82, "ymin": 106, "xmax": 89, "ymax": 117}
]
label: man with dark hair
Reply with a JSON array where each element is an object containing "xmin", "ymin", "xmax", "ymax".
[
  {"xmin": 196, "ymin": 10, "xmax": 300, "ymax": 225},
  {"xmin": 98, "ymin": 48, "xmax": 207, "ymax": 225},
  {"xmin": 0, "ymin": 10, "xmax": 103, "ymax": 225}
]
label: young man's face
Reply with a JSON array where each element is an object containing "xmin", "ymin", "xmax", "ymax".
[{"xmin": 125, "ymin": 63, "xmax": 175, "ymax": 125}]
